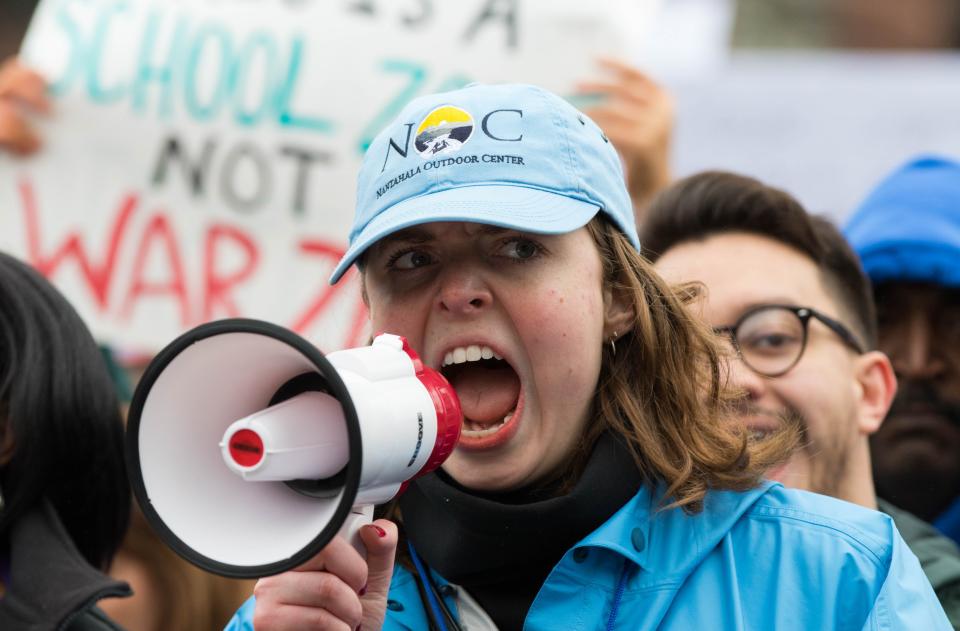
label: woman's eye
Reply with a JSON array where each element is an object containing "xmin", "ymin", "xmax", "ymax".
[
  {"xmin": 389, "ymin": 249, "xmax": 434, "ymax": 270},
  {"xmin": 498, "ymin": 238, "xmax": 541, "ymax": 261}
]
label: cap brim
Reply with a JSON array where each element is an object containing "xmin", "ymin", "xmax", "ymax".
[{"xmin": 329, "ymin": 184, "xmax": 601, "ymax": 283}]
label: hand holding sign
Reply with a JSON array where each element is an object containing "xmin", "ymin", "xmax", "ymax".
[
  {"xmin": 579, "ymin": 58, "xmax": 673, "ymax": 217},
  {"xmin": 0, "ymin": 57, "xmax": 49, "ymax": 155}
]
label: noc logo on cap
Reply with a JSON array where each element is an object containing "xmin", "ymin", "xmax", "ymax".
[{"xmin": 414, "ymin": 106, "xmax": 474, "ymax": 158}]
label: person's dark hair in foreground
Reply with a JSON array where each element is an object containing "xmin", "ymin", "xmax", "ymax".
[{"xmin": 0, "ymin": 251, "xmax": 131, "ymax": 629}]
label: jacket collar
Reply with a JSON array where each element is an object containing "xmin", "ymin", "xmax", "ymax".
[
  {"xmin": 0, "ymin": 500, "xmax": 131, "ymax": 631},
  {"xmin": 577, "ymin": 481, "xmax": 780, "ymax": 575}
]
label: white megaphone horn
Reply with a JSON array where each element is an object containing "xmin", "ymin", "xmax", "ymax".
[{"xmin": 125, "ymin": 319, "xmax": 461, "ymax": 578}]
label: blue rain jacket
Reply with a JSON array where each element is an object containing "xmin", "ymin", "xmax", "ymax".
[{"xmin": 227, "ymin": 482, "xmax": 950, "ymax": 630}]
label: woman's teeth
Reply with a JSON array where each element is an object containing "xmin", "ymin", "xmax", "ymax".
[
  {"xmin": 440, "ymin": 344, "xmax": 516, "ymax": 439},
  {"xmin": 442, "ymin": 344, "xmax": 502, "ymax": 367},
  {"xmin": 462, "ymin": 411, "xmax": 515, "ymax": 437}
]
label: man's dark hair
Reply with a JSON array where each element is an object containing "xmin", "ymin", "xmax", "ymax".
[
  {"xmin": 0, "ymin": 251, "xmax": 130, "ymax": 571},
  {"xmin": 641, "ymin": 171, "xmax": 878, "ymax": 349}
]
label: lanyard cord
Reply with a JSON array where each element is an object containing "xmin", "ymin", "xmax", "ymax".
[
  {"xmin": 408, "ymin": 541, "xmax": 465, "ymax": 631},
  {"xmin": 411, "ymin": 563, "xmax": 444, "ymax": 631}
]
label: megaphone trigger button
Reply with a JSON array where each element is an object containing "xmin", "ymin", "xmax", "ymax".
[{"xmin": 394, "ymin": 335, "xmax": 425, "ymax": 373}]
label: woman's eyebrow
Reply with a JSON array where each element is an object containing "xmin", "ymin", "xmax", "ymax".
[
  {"xmin": 380, "ymin": 228, "xmax": 435, "ymax": 246},
  {"xmin": 378, "ymin": 225, "xmax": 514, "ymax": 250},
  {"xmin": 477, "ymin": 226, "xmax": 509, "ymax": 236}
]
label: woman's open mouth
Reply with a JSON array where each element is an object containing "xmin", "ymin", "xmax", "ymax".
[{"xmin": 441, "ymin": 344, "xmax": 523, "ymax": 450}]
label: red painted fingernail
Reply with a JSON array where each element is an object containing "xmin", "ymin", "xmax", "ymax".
[
  {"xmin": 373, "ymin": 525, "xmax": 386, "ymax": 538},
  {"xmin": 359, "ymin": 584, "xmax": 367, "ymax": 596}
]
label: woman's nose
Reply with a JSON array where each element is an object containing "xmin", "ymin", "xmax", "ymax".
[{"xmin": 437, "ymin": 270, "xmax": 492, "ymax": 315}]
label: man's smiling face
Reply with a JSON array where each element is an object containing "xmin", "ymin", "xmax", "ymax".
[{"xmin": 655, "ymin": 231, "xmax": 872, "ymax": 498}]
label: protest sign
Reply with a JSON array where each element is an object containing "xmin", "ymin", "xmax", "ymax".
[{"xmin": 0, "ymin": 0, "xmax": 651, "ymax": 352}]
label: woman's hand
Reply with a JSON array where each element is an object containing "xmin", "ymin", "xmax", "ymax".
[
  {"xmin": 579, "ymin": 58, "xmax": 674, "ymax": 222},
  {"xmin": 0, "ymin": 57, "xmax": 50, "ymax": 156},
  {"xmin": 252, "ymin": 520, "xmax": 399, "ymax": 631}
]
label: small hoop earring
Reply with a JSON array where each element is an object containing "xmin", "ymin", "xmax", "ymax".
[{"xmin": 609, "ymin": 331, "xmax": 618, "ymax": 356}]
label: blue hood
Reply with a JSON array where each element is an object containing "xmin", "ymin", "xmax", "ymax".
[{"xmin": 844, "ymin": 155, "xmax": 960, "ymax": 288}]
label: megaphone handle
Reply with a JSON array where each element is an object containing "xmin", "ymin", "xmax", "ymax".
[{"xmin": 340, "ymin": 504, "xmax": 376, "ymax": 558}]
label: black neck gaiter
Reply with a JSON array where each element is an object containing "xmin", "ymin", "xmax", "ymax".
[{"xmin": 400, "ymin": 432, "xmax": 643, "ymax": 631}]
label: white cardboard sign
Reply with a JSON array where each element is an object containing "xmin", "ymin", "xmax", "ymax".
[{"xmin": 1, "ymin": 0, "xmax": 648, "ymax": 352}]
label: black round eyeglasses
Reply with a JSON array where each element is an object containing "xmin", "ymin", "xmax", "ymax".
[{"xmin": 714, "ymin": 305, "xmax": 865, "ymax": 378}]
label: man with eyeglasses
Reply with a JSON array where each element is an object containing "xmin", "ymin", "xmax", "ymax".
[
  {"xmin": 641, "ymin": 170, "xmax": 960, "ymax": 625},
  {"xmin": 845, "ymin": 156, "xmax": 960, "ymax": 549}
]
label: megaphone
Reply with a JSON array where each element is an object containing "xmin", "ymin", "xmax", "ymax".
[{"xmin": 125, "ymin": 319, "xmax": 461, "ymax": 578}]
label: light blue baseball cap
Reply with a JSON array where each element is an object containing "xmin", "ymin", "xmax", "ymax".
[{"xmin": 329, "ymin": 83, "xmax": 639, "ymax": 284}]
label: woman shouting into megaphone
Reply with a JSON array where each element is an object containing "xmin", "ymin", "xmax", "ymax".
[{"xmin": 228, "ymin": 84, "xmax": 949, "ymax": 630}]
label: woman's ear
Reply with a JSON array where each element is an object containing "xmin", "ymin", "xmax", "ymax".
[
  {"xmin": 853, "ymin": 350, "xmax": 897, "ymax": 435},
  {"xmin": 602, "ymin": 282, "xmax": 636, "ymax": 340},
  {"xmin": 359, "ymin": 273, "xmax": 370, "ymax": 308}
]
